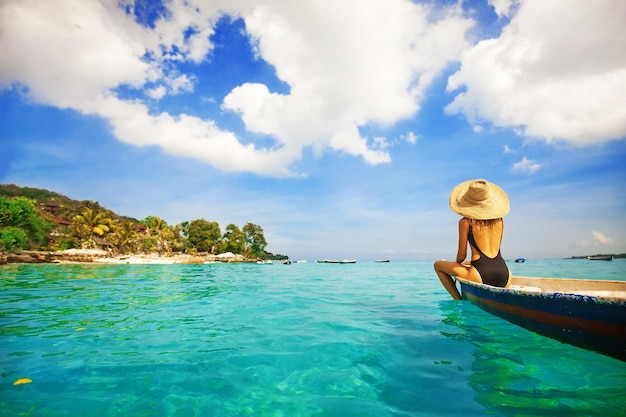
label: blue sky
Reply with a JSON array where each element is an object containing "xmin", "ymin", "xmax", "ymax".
[{"xmin": 1, "ymin": 0, "xmax": 625, "ymax": 261}]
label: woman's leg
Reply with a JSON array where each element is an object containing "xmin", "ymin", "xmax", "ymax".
[{"xmin": 434, "ymin": 260, "xmax": 480, "ymax": 300}]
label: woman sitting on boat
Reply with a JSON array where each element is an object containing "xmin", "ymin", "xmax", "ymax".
[{"xmin": 434, "ymin": 179, "xmax": 511, "ymax": 300}]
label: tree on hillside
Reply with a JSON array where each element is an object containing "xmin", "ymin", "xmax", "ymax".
[
  {"xmin": 180, "ymin": 221, "xmax": 189, "ymax": 239},
  {"xmin": 140, "ymin": 216, "xmax": 180, "ymax": 253},
  {"xmin": 221, "ymin": 223, "xmax": 245, "ymax": 254},
  {"xmin": 69, "ymin": 207, "xmax": 114, "ymax": 243},
  {"xmin": 186, "ymin": 219, "xmax": 221, "ymax": 253},
  {"xmin": 243, "ymin": 222, "xmax": 267, "ymax": 258},
  {"xmin": 0, "ymin": 196, "xmax": 52, "ymax": 251},
  {"xmin": 143, "ymin": 215, "xmax": 167, "ymax": 235},
  {"xmin": 170, "ymin": 223, "xmax": 184, "ymax": 252},
  {"xmin": 0, "ymin": 185, "xmax": 281, "ymax": 258},
  {"xmin": 109, "ymin": 220, "xmax": 138, "ymax": 254}
]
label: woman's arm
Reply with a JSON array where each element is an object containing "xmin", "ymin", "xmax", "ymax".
[{"xmin": 456, "ymin": 217, "xmax": 469, "ymax": 263}]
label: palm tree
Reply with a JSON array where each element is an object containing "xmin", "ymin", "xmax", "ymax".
[
  {"xmin": 141, "ymin": 216, "xmax": 177, "ymax": 253},
  {"xmin": 110, "ymin": 220, "xmax": 137, "ymax": 254},
  {"xmin": 69, "ymin": 208, "xmax": 114, "ymax": 247}
]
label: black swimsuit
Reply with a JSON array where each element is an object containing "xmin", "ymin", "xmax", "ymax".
[{"xmin": 468, "ymin": 220, "xmax": 509, "ymax": 287}]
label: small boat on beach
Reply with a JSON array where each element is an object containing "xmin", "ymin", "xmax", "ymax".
[
  {"xmin": 587, "ymin": 255, "xmax": 613, "ymax": 261},
  {"xmin": 456, "ymin": 276, "xmax": 626, "ymax": 361}
]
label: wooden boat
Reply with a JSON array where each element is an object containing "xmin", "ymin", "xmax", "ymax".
[
  {"xmin": 456, "ymin": 276, "xmax": 626, "ymax": 361},
  {"xmin": 587, "ymin": 255, "xmax": 613, "ymax": 261},
  {"xmin": 375, "ymin": 260, "xmax": 390, "ymax": 263},
  {"xmin": 317, "ymin": 259, "xmax": 357, "ymax": 264}
]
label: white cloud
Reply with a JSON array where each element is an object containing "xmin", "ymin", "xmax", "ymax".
[
  {"xmin": 372, "ymin": 137, "xmax": 389, "ymax": 151},
  {"xmin": 94, "ymin": 93, "xmax": 298, "ymax": 177},
  {"xmin": 143, "ymin": 0, "xmax": 222, "ymax": 64},
  {"xmin": 402, "ymin": 132, "xmax": 419, "ymax": 145},
  {"xmin": 168, "ymin": 74, "xmax": 195, "ymax": 94},
  {"xmin": 488, "ymin": 0, "xmax": 519, "ymax": 18},
  {"xmin": 0, "ymin": 0, "xmax": 473, "ymax": 177},
  {"xmin": 147, "ymin": 86, "xmax": 167, "ymax": 100},
  {"xmin": 512, "ymin": 157, "xmax": 541, "ymax": 173},
  {"xmin": 592, "ymin": 230, "xmax": 613, "ymax": 245},
  {"xmin": 223, "ymin": 0, "xmax": 473, "ymax": 167},
  {"xmin": 446, "ymin": 0, "xmax": 626, "ymax": 145},
  {"xmin": 0, "ymin": 0, "xmax": 149, "ymax": 107}
]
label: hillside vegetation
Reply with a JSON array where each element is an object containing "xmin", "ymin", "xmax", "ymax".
[{"xmin": 0, "ymin": 184, "xmax": 286, "ymax": 260}]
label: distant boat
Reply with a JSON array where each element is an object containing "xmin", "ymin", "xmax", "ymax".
[
  {"xmin": 456, "ymin": 275, "xmax": 626, "ymax": 361},
  {"xmin": 256, "ymin": 260, "xmax": 273, "ymax": 264},
  {"xmin": 375, "ymin": 260, "xmax": 390, "ymax": 263},
  {"xmin": 316, "ymin": 259, "xmax": 357, "ymax": 264},
  {"xmin": 587, "ymin": 255, "xmax": 613, "ymax": 261},
  {"xmin": 295, "ymin": 260, "xmax": 307, "ymax": 263},
  {"xmin": 515, "ymin": 258, "xmax": 525, "ymax": 263},
  {"xmin": 283, "ymin": 260, "xmax": 292, "ymax": 265}
]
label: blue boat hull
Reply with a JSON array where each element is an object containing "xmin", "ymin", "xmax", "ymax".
[{"xmin": 457, "ymin": 277, "xmax": 626, "ymax": 361}]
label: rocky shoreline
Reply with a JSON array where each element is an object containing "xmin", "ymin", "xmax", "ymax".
[{"xmin": 0, "ymin": 249, "xmax": 255, "ymax": 265}]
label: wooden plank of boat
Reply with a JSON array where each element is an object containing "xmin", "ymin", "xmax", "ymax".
[{"xmin": 455, "ymin": 276, "xmax": 626, "ymax": 361}]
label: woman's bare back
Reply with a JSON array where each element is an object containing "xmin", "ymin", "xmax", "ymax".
[{"xmin": 468, "ymin": 219, "xmax": 503, "ymax": 259}]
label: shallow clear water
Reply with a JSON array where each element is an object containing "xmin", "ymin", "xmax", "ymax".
[{"xmin": 1, "ymin": 259, "xmax": 625, "ymax": 416}]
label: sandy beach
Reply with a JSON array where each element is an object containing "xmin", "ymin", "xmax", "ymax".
[
  {"xmin": 1, "ymin": 249, "xmax": 250, "ymax": 265},
  {"xmin": 93, "ymin": 253, "xmax": 207, "ymax": 265},
  {"xmin": 89, "ymin": 249, "xmax": 249, "ymax": 264}
]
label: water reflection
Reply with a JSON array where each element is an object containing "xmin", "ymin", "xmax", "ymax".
[
  {"xmin": 0, "ymin": 264, "xmax": 230, "ymax": 340},
  {"xmin": 440, "ymin": 300, "xmax": 626, "ymax": 416}
]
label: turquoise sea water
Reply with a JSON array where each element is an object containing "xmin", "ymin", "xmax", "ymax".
[{"xmin": 1, "ymin": 259, "xmax": 625, "ymax": 416}]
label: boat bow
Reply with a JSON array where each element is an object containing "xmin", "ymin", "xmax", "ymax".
[{"xmin": 456, "ymin": 276, "xmax": 626, "ymax": 361}]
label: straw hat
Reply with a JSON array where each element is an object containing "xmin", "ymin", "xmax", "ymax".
[{"xmin": 449, "ymin": 179, "xmax": 509, "ymax": 220}]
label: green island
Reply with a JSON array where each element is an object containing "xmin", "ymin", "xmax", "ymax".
[{"xmin": 0, "ymin": 184, "xmax": 288, "ymax": 264}]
